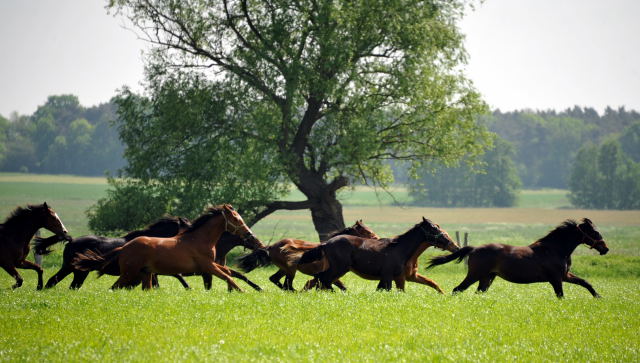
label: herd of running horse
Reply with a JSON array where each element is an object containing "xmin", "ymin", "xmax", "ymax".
[{"xmin": 0, "ymin": 202, "xmax": 610, "ymax": 298}]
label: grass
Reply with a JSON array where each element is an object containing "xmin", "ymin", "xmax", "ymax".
[{"xmin": 0, "ymin": 173, "xmax": 639, "ymax": 361}]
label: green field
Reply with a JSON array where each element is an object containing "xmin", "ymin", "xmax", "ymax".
[{"xmin": 0, "ymin": 173, "xmax": 639, "ymax": 361}]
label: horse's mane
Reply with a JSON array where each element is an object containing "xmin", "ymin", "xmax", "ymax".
[
  {"xmin": 122, "ymin": 216, "xmax": 192, "ymax": 241},
  {"xmin": 535, "ymin": 219, "xmax": 578, "ymax": 245},
  {"xmin": 326, "ymin": 226, "xmax": 357, "ymax": 240},
  {"xmin": 1, "ymin": 204, "xmax": 45, "ymax": 230},
  {"xmin": 183, "ymin": 206, "xmax": 225, "ymax": 234}
]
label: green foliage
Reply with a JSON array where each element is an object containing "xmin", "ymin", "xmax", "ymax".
[
  {"xmin": 569, "ymin": 139, "xmax": 640, "ymax": 209},
  {"xmin": 409, "ymin": 137, "xmax": 521, "ymax": 207},
  {"xmin": 486, "ymin": 107, "xmax": 640, "ymax": 189},
  {"xmin": 95, "ymin": 0, "xmax": 491, "ymax": 234},
  {"xmin": 619, "ymin": 121, "xmax": 640, "ymax": 162},
  {"xmin": 0, "ymin": 96, "xmax": 124, "ymax": 175}
]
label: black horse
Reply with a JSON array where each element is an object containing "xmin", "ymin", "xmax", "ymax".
[
  {"xmin": 427, "ymin": 218, "xmax": 609, "ymax": 298},
  {"xmin": 36, "ymin": 216, "xmax": 192, "ymax": 289},
  {"xmin": 297, "ymin": 217, "xmax": 458, "ymax": 291}
]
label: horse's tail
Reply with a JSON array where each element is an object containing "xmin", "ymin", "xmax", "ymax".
[
  {"xmin": 33, "ymin": 235, "xmax": 67, "ymax": 255},
  {"xmin": 427, "ymin": 246, "xmax": 474, "ymax": 269},
  {"xmin": 237, "ymin": 248, "xmax": 271, "ymax": 272},
  {"xmin": 72, "ymin": 248, "xmax": 122, "ymax": 276},
  {"xmin": 297, "ymin": 245, "xmax": 324, "ymax": 265}
]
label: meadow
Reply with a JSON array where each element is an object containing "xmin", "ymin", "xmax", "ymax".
[{"xmin": 0, "ymin": 173, "xmax": 638, "ymax": 361}]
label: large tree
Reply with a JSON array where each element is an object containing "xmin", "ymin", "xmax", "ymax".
[{"xmin": 100, "ymin": 0, "xmax": 490, "ymax": 238}]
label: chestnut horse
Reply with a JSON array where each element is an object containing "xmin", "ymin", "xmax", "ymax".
[
  {"xmin": 34, "ymin": 216, "xmax": 192, "ymax": 289},
  {"xmin": 297, "ymin": 217, "xmax": 459, "ymax": 291},
  {"xmin": 0, "ymin": 203, "xmax": 70, "ymax": 289},
  {"xmin": 427, "ymin": 218, "xmax": 609, "ymax": 298},
  {"xmin": 73, "ymin": 204, "xmax": 263, "ymax": 291},
  {"xmin": 238, "ymin": 220, "xmax": 379, "ymax": 291}
]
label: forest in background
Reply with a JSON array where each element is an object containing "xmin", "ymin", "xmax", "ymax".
[{"xmin": 1, "ymin": 96, "xmax": 639, "ymax": 208}]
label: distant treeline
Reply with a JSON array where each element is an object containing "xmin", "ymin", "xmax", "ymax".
[
  {"xmin": 403, "ymin": 106, "xmax": 640, "ymax": 208},
  {"xmin": 487, "ymin": 106, "xmax": 640, "ymax": 189},
  {"xmin": 2, "ymin": 96, "xmax": 639, "ymax": 209},
  {"xmin": 0, "ymin": 95, "xmax": 124, "ymax": 176}
]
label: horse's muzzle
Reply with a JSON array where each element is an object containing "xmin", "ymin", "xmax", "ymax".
[{"xmin": 60, "ymin": 232, "xmax": 73, "ymax": 242}]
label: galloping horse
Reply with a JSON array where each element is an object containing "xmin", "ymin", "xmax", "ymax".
[
  {"xmin": 35, "ymin": 216, "xmax": 192, "ymax": 289},
  {"xmin": 427, "ymin": 218, "xmax": 609, "ymax": 298},
  {"xmin": 238, "ymin": 220, "xmax": 379, "ymax": 291},
  {"xmin": 0, "ymin": 203, "xmax": 70, "ymax": 289},
  {"xmin": 298, "ymin": 217, "xmax": 459, "ymax": 291},
  {"xmin": 73, "ymin": 204, "xmax": 263, "ymax": 291}
]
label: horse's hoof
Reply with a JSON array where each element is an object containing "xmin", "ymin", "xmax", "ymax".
[{"xmin": 594, "ymin": 294, "xmax": 602, "ymax": 298}]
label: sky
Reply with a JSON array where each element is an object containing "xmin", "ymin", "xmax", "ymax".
[{"xmin": 0, "ymin": 0, "xmax": 639, "ymax": 117}]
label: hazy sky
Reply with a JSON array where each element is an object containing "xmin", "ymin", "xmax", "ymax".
[{"xmin": 1, "ymin": 0, "xmax": 639, "ymax": 117}]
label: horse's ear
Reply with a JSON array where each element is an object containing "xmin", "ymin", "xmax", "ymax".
[
  {"xmin": 422, "ymin": 216, "xmax": 426, "ymax": 222},
  {"xmin": 43, "ymin": 202, "xmax": 49, "ymax": 209},
  {"xmin": 582, "ymin": 218, "xmax": 593, "ymax": 225}
]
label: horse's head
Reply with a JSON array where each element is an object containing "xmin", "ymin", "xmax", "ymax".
[
  {"xmin": 419, "ymin": 217, "xmax": 459, "ymax": 252},
  {"xmin": 39, "ymin": 202, "xmax": 71, "ymax": 241},
  {"xmin": 353, "ymin": 220, "xmax": 379, "ymax": 239},
  {"xmin": 578, "ymin": 218, "xmax": 608, "ymax": 255},
  {"xmin": 221, "ymin": 204, "xmax": 265, "ymax": 250}
]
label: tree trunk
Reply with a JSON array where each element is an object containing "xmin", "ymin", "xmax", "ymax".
[
  {"xmin": 294, "ymin": 173, "xmax": 347, "ymax": 241},
  {"xmin": 308, "ymin": 193, "xmax": 345, "ymax": 241}
]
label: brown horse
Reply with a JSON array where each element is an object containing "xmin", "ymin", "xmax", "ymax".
[
  {"xmin": 427, "ymin": 218, "xmax": 609, "ymax": 298},
  {"xmin": 35, "ymin": 216, "xmax": 193, "ymax": 289},
  {"xmin": 73, "ymin": 204, "xmax": 264, "ymax": 291},
  {"xmin": 297, "ymin": 217, "xmax": 459, "ymax": 291},
  {"xmin": 0, "ymin": 203, "xmax": 70, "ymax": 289},
  {"xmin": 237, "ymin": 220, "xmax": 379, "ymax": 291}
]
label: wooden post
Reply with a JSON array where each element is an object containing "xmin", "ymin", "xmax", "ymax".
[
  {"xmin": 464, "ymin": 232, "xmax": 469, "ymax": 247},
  {"xmin": 455, "ymin": 231, "xmax": 460, "ymax": 244}
]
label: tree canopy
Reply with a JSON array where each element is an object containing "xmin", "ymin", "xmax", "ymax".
[{"xmin": 92, "ymin": 0, "xmax": 491, "ymax": 238}]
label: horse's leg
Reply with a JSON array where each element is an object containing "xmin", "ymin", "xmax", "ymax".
[
  {"xmin": 141, "ymin": 272, "xmax": 153, "ymax": 290},
  {"xmin": 112, "ymin": 271, "xmax": 141, "ymax": 290},
  {"xmin": 171, "ymin": 274, "xmax": 190, "ymax": 289},
  {"xmin": 69, "ymin": 271, "xmax": 90, "ymax": 289},
  {"xmin": 201, "ymin": 274, "xmax": 213, "ymax": 290},
  {"xmin": 204, "ymin": 263, "xmax": 242, "ymax": 292},
  {"xmin": 269, "ymin": 269, "xmax": 286, "ymax": 290},
  {"xmin": 549, "ymin": 278, "xmax": 564, "ymax": 298},
  {"xmin": 233, "ymin": 273, "xmax": 262, "ymax": 291},
  {"xmin": 563, "ymin": 272, "xmax": 600, "ymax": 298},
  {"xmin": 452, "ymin": 274, "xmax": 480, "ymax": 295},
  {"xmin": 303, "ymin": 278, "xmax": 317, "ymax": 290},
  {"xmin": 407, "ymin": 273, "xmax": 445, "ymax": 294},
  {"xmin": 394, "ymin": 276, "xmax": 406, "ymax": 291},
  {"xmin": 17, "ymin": 260, "xmax": 44, "ymax": 290},
  {"xmin": 224, "ymin": 268, "xmax": 262, "ymax": 291},
  {"xmin": 477, "ymin": 273, "xmax": 497, "ymax": 293},
  {"xmin": 377, "ymin": 278, "xmax": 393, "ymax": 291},
  {"xmin": 45, "ymin": 265, "xmax": 73, "ymax": 289},
  {"xmin": 332, "ymin": 279, "xmax": 347, "ymax": 291},
  {"xmin": 284, "ymin": 273, "xmax": 296, "ymax": 291},
  {"xmin": 2, "ymin": 265, "xmax": 24, "ymax": 289}
]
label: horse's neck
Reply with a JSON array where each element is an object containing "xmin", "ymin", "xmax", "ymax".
[
  {"xmin": 4, "ymin": 218, "xmax": 40, "ymax": 247},
  {"xmin": 533, "ymin": 229, "xmax": 582, "ymax": 258},
  {"xmin": 182, "ymin": 215, "xmax": 225, "ymax": 248},
  {"xmin": 393, "ymin": 228, "xmax": 425, "ymax": 260},
  {"xmin": 215, "ymin": 238, "xmax": 239, "ymax": 260}
]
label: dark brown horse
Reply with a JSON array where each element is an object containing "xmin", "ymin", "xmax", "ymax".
[
  {"xmin": 0, "ymin": 203, "xmax": 70, "ymax": 289},
  {"xmin": 35, "ymin": 216, "xmax": 192, "ymax": 289},
  {"xmin": 237, "ymin": 220, "xmax": 379, "ymax": 291},
  {"xmin": 73, "ymin": 204, "xmax": 264, "ymax": 291},
  {"xmin": 298, "ymin": 217, "xmax": 459, "ymax": 291},
  {"xmin": 427, "ymin": 218, "xmax": 609, "ymax": 298}
]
